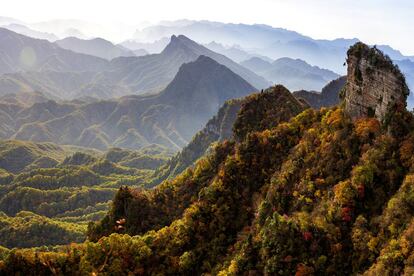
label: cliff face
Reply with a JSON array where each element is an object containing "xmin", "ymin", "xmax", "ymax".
[{"xmin": 343, "ymin": 42, "xmax": 409, "ymax": 122}]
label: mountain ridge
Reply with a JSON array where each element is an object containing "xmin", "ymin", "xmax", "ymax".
[
  {"xmin": 241, "ymin": 56, "xmax": 339, "ymax": 91},
  {"xmin": 0, "ymin": 29, "xmax": 266, "ymax": 99},
  {"xmin": 0, "ymin": 55, "xmax": 256, "ymax": 150},
  {"xmin": 55, "ymin": 36, "xmax": 137, "ymax": 60}
]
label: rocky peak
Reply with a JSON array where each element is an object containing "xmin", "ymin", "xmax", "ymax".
[
  {"xmin": 162, "ymin": 35, "xmax": 196, "ymax": 55},
  {"xmin": 343, "ymin": 42, "xmax": 409, "ymax": 123}
]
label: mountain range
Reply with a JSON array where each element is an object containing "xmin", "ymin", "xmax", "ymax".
[
  {"xmin": 1, "ymin": 23, "xmax": 59, "ymax": 41},
  {"xmin": 1, "ymin": 19, "xmax": 412, "ymax": 105},
  {"xmin": 131, "ymin": 20, "xmax": 414, "ymax": 75},
  {"xmin": 0, "ymin": 28, "xmax": 108, "ymax": 75},
  {"xmin": 55, "ymin": 37, "xmax": 138, "ymax": 60},
  {"xmin": 241, "ymin": 56, "xmax": 340, "ymax": 91},
  {"xmin": 0, "ymin": 29, "xmax": 268, "ymax": 100},
  {"xmin": 0, "ymin": 56, "xmax": 255, "ymax": 150}
]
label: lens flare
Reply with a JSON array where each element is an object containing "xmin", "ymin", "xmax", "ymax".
[{"xmin": 19, "ymin": 47, "xmax": 37, "ymax": 68}]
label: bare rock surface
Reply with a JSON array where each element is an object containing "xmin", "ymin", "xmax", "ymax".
[{"xmin": 343, "ymin": 42, "xmax": 409, "ymax": 122}]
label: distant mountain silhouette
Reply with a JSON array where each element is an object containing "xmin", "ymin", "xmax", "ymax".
[
  {"xmin": 131, "ymin": 49, "xmax": 148, "ymax": 56},
  {"xmin": 395, "ymin": 59, "xmax": 414, "ymax": 107},
  {"xmin": 293, "ymin": 76, "xmax": 346, "ymax": 108},
  {"xmin": 0, "ymin": 30, "xmax": 266, "ymax": 99},
  {"xmin": 0, "ymin": 28, "xmax": 108, "ymax": 74},
  {"xmin": 205, "ymin": 41, "xmax": 258, "ymax": 63},
  {"xmin": 55, "ymin": 37, "xmax": 136, "ymax": 60},
  {"xmin": 132, "ymin": 20, "xmax": 414, "ymax": 76},
  {"xmin": 131, "ymin": 20, "xmax": 356, "ymax": 73},
  {"xmin": 2, "ymin": 24, "xmax": 58, "ymax": 41},
  {"xmin": 119, "ymin": 37, "xmax": 170, "ymax": 54},
  {"xmin": 241, "ymin": 56, "xmax": 339, "ymax": 91}
]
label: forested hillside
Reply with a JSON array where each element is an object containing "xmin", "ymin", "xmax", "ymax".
[
  {"xmin": 151, "ymin": 85, "xmax": 308, "ymax": 186},
  {"xmin": 0, "ymin": 141, "xmax": 173, "ymax": 248},
  {"xmin": 1, "ymin": 43, "xmax": 413, "ymax": 275}
]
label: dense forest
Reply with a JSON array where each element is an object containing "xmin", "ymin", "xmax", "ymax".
[
  {"xmin": 0, "ymin": 141, "xmax": 173, "ymax": 248},
  {"xmin": 0, "ymin": 42, "xmax": 412, "ymax": 275}
]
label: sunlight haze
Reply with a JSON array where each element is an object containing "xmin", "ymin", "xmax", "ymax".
[{"xmin": 2, "ymin": 0, "xmax": 413, "ymax": 55}]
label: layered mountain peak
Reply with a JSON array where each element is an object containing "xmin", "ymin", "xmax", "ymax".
[
  {"xmin": 161, "ymin": 34, "xmax": 270, "ymax": 89},
  {"xmin": 162, "ymin": 34, "xmax": 196, "ymax": 55},
  {"xmin": 163, "ymin": 34, "xmax": 211, "ymax": 57},
  {"xmin": 343, "ymin": 42, "xmax": 410, "ymax": 122},
  {"xmin": 159, "ymin": 55, "xmax": 255, "ymax": 114}
]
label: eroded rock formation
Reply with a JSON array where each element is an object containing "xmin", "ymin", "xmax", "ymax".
[{"xmin": 343, "ymin": 42, "xmax": 409, "ymax": 122}]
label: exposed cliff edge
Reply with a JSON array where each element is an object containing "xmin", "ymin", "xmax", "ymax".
[{"xmin": 343, "ymin": 42, "xmax": 410, "ymax": 123}]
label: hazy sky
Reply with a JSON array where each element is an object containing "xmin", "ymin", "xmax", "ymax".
[{"xmin": 2, "ymin": 0, "xmax": 413, "ymax": 55}]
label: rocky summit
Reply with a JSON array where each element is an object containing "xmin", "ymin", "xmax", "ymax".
[{"xmin": 343, "ymin": 42, "xmax": 409, "ymax": 123}]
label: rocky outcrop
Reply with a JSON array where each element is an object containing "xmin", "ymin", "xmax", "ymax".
[{"xmin": 343, "ymin": 42, "xmax": 409, "ymax": 122}]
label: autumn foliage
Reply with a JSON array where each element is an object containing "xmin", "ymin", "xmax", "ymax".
[{"xmin": 1, "ymin": 87, "xmax": 414, "ymax": 275}]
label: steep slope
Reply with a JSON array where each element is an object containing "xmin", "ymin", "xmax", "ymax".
[
  {"xmin": 241, "ymin": 56, "xmax": 340, "ymax": 91},
  {"xmin": 151, "ymin": 85, "xmax": 308, "ymax": 186},
  {"xmin": 4, "ymin": 43, "xmax": 414, "ymax": 275},
  {"xmin": 167, "ymin": 35, "xmax": 270, "ymax": 89},
  {"xmin": 343, "ymin": 43, "xmax": 409, "ymax": 122},
  {"xmin": 150, "ymin": 99, "xmax": 243, "ymax": 186},
  {"xmin": 0, "ymin": 56, "xmax": 256, "ymax": 150},
  {"xmin": 293, "ymin": 76, "xmax": 346, "ymax": 108},
  {"xmin": 55, "ymin": 37, "xmax": 136, "ymax": 60}
]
